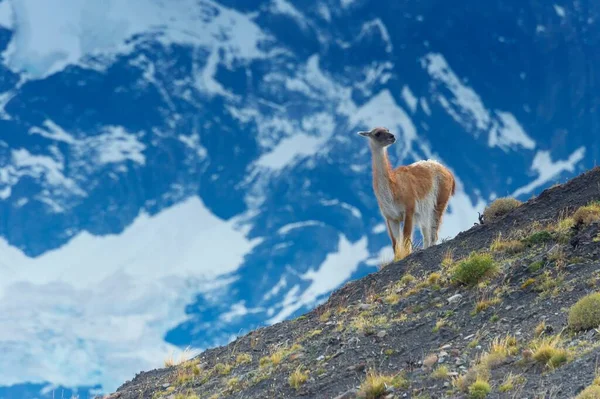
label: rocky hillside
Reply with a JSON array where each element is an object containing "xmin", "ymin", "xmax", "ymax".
[{"xmin": 102, "ymin": 166, "xmax": 600, "ymax": 399}]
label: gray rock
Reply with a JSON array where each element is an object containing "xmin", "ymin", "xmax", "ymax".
[
  {"xmin": 448, "ymin": 294, "xmax": 463, "ymax": 304},
  {"xmin": 333, "ymin": 389, "xmax": 358, "ymax": 399},
  {"xmin": 377, "ymin": 330, "xmax": 387, "ymax": 338}
]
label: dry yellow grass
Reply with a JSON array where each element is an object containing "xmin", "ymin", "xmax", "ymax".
[
  {"xmin": 573, "ymin": 201, "xmax": 600, "ymax": 225},
  {"xmin": 357, "ymin": 370, "xmax": 408, "ymax": 398},
  {"xmin": 483, "ymin": 197, "xmax": 522, "ymax": 222},
  {"xmin": 529, "ymin": 335, "xmax": 571, "ymax": 369},
  {"xmin": 164, "ymin": 346, "xmax": 196, "ymax": 368},
  {"xmin": 288, "ymin": 366, "xmax": 309, "ymax": 390},
  {"xmin": 490, "ymin": 233, "xmax": 525, "ymax": 254},
  {"xmin": 473, "ymin": 296, "xmax": 501, "ymax": 314}
]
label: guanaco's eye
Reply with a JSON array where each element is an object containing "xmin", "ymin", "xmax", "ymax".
[{"xmin": 374, "ymin": 131, "xmax": 380, "ymax": 137}]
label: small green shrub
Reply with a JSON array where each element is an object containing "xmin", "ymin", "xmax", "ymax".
[
  {"xmin": 522, "ymin": 231, "xmax": 552, "ymax": 246},
  {"xmin": 451, "ymin": 252, "xmax": 499, "ymax": 286},
  {"xmin": 468, "ymin": 378, "xmax": 491, "ymax": 399},
  {"xmin": 568, "ymin": 292, "xmax": 600, "ymax": 331},
  {"xmin": 528, "ymin": 260, "xmax": 544, "ymax": 273},
  {"xmin": 482, "ymin": 197, "xmax": 522, "ymax": 222}
]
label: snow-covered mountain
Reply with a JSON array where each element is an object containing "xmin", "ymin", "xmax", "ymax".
[{"xmin": 0, "ymin": 0, "xmax": 597, "ymax": 397}]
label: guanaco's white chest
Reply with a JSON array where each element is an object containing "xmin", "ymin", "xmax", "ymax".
[{"xmin": 374, "ymin": 171, "xmax": 404, "ymax": 221}]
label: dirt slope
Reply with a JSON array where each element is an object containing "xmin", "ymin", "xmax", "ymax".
[{"xmin": 101, "ymin": 166, "xmax": 600, "ymax": 399}]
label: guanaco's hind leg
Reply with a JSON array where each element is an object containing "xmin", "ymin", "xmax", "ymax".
[{"xmin": 385, "ymin": 219, "xmax": 397, "ymax": 254}]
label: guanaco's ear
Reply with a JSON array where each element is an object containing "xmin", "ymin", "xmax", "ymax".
[{"xmin": 357, "ymin": 131, "xmax": 371, "ymax": 137}]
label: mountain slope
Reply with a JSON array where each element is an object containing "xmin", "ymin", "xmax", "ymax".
[{"xmin": 103, "ymin": 166, "xmax": 600, "ymax": 399}]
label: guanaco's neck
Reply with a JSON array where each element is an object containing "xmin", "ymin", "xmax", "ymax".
[{"xmin": 370, "ymin": 143, "xmax": 396, "ymax": 192}]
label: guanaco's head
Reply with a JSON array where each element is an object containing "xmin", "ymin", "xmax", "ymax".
[{"xmin": 357, "ymin": 127, "xmax": 396, "ymax": 148}]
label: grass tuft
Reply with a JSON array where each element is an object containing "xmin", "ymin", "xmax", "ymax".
[
  {"xmin": 288, "ymin": 366, "xmax": 309, "ymax": 390},
  {"xmin": 573, "ymin": 201, "xmax": 600, "ymax": 225},
  {"xmin": 576, "ymin": 386, "xmax": 600, "ymax": 399},
  {"xmin": 482, "ymin": 197, "xmax": 522, "ymax": 222},
  {"xmin": 468, "ymin": 377, "xmax": 491, "ymax": 399},
  {"xmin": 529, "ymin": 335, "xmax": 571, "ymax": 369},
  {"xmin": 472, "ymin": 296, "xmax": 501, "ymax": 315},
  {"xmin": 568, "ymin": 292, "xmax": 600, "ymax": 331},
  {"xmin": 357, "ymin": 370, "xmax": 408, "ymax": 398},
  {"xmin": 235, "ymin": 353, "xmax": 252, "ymax": 365},
  {"xmin": 451, "ymin": 252, "xmax": 499, "ymax": 286},
  {"xmin": 431, "ymin": 365, "xmax": 449, "ymax": 379},
  {"xmin": 490, "ymin": 233, "xmax": 524, "ymax": 254}
]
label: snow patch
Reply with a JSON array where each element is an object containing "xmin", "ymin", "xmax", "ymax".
[
  {"xmin": 270, "ymin": 0, "xmax": 307, "ymax": 28},
  {"xmin": 29, "ymin": 120, "xmax": 76, "ymax": 144},
  {"xmin": 0, "ymin": 147, "xmax": 86, "ymax": 205},
  {"xmin": 488, "ymin": 111, "xmax": 536, "ymax": 151},
  {"xmin": 421, "ymin": 53, "xmax": 536, "ymax": 152},
  {"xmin": 357, "ymin": 19, "xmax": 393, "ymax": 53},
  {"xmin": 267, "ymin": 234, "xmax": 369, "ymax": 324},
  {"xmin": 0, "ymin": 195, "xmax": 259, "ymax": 392},
  {"xmin": 0, "ymin": 0, "xmax": 14, "ymax": 29},
  {"xmin": 1, "ymin": 0, "xmax": 269, "ymax": 79},
  {"xmin": 277, "ymin": 221, "xmax": 325, "ymax": 235},
  {"xmin": 554, "ymin": 5, "xmax": 566, "ymax": 17},
  {"xmin": 421, "ymin": 53, "xmax": 490, "ymax": 132},
  {"xmin": 420, "ymin": 98, "xmax": 431, "ymax": 116},
  {"xmin": 90, "ymin": 126, "xmax": 146, "ymax": 166},
  {"xmin": 178, "ymin": 133, "xmax": 208, "ymax": 159},
  {"xmin": 372, "ymin": 223, "xmax": 387, "ymax": 234},
  {"xmin": 320, "ymin": 199, "xmax": 362, "ymax": 219},
  {"xmin": 512, "ymin": 147, "xmax": 586, "ymax": 198},
  {"xmin": 255, "ymin": 133, "xmax": 326, "ymax": 170},
  {"xmin": 401, "ymin": 85, "xmax": 418, "ymax": 113}
]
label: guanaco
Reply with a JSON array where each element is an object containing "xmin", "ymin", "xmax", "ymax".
[{"xmin": 358, "ymin": 126, "xmax": 456, "ymax": 260}]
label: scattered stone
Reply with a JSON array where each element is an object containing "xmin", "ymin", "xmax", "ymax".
[
  {"xmin": 448, "ymin": 294, "xmax": 463, "ymax": 304},
  {"xmin": 423, "ymin": 353, "xmax": 438, "ymax": 368},
  {"xmin": 451, "ymin": 349, "xmax": 461, "ymax": 357},
  {"xmin": 347, "ymin": 362, "xmax": 366, "ymax": 372},
  {"xmin": 441, "ymin": 344, "xmax": 452, "ymax": 350},
  {"xmin": 377, "ymin": 330, "xmax": 387, "ymax": 338},
  {"xmin": 357, "ymin": 303, "xmax": 372, "ymax": 310},
  {"xmin": 333, "ymin": 389, "xmax": 358, "ymax": 399},
  {"xmin": 464, "ymin": 334, "xmax": 475, "ymax": 340},
  {"xmin": 505, "ymin": 305, "xmax": 513, "ymax": 311},
  {"xmin": 586, "ymin": 329, "xmax": 597, "ymax": 339},
  {"xmin": 439, "ymin": 350, "xmax": 448, "ymax": 357},
  {"xmin": 317, "ymin": 355, "xmax": 325, "ymax": 361},
  {"xmin": 162, "ymin": 383, "xmax": 170, "ymax": 388}
]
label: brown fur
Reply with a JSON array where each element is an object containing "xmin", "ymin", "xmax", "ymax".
[{"xmin": 359, "ymin": 127, "xmax": 456, "ymax": 259}]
